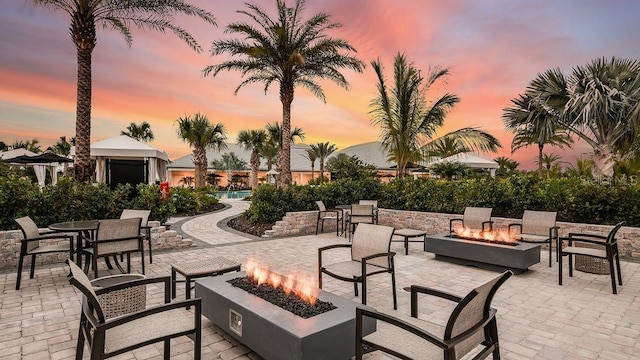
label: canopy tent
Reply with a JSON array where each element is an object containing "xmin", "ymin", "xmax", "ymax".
[
  {"xmin": 0, "ymin": 148, "xmax": 37, "ymax": 160},
  {"xmin": 426, "ymin": 152, "xmax": 499, "ymax": 177},
  {"xmin": 71, "ymin": 135, "xmax": 169, "ymax": 185},
  {"xmin": 4, "ymin": 152, "xmax": 72, "ymax": 186}
]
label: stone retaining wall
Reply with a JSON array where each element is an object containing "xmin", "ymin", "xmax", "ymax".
[
  {"xmin": 0, "ymin": 220, "xmax": 194, "ymax": 270},
  {"xmin": 263, "ymin": 209, "xmax": 640, "ymax": 261}
]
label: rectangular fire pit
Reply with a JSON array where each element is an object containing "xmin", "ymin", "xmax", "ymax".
[
  {"xmin": 424, "ymin": 233, "xmax": 541, "ymax": 274},
  {"xmin": 195, "ymin": 271, "xmax": 376, "ymax": 360}
]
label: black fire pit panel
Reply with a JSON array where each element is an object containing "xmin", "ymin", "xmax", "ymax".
[
  {"xmin": 424, "ymin": 233, "xmax": 541, "ymax": 274},
  {"xmin": 195, "ymin": 271, "xmax": 376, "ymax": 360}
]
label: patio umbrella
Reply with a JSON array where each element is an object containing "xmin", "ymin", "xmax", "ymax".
[{"xmin": 10, "ymin": 153, "xmax": 73, "ymax": 164}]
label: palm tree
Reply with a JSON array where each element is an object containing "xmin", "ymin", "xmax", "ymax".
[
  {"xmin": 493, "ymin": 156, "xmax": 519, "ymax": 173},
  {"xmin": 370, "ymin": 53, "xmax": 500, "ymax": 177},
  {"xmin": 535, "ymin": 153, "xmax": 562, "ymax": 178},
  {"xmin": 527, "ymin": 58, "xmax": 640, "ymax": 177},
  {"xmin": 12, "ymin": 139, "xmax": 42, "ymax": 153},
  {"xmin": 303, "ymin": 148, "xmax": 317, "ymax": 180},
  {"xmin": 566, "ymin": 157, "xmax": 595, "ymax": 178},
  {"xmin": 309, "ymin": 142, "xmax": 337, "ymax": 183},
  {"xmin": 47, "ymin": 136, "xmax": 73, "ymax": 156},
  {"xmin": 0, "ymin": 141, "xmax": 8, "ymax": 151},
  {"xmin": 503, "ymin": 93, "xmax": 573, "ymax": 176},
  {"xmin": 264, "ymin": 121, "xmax": 305, "ymax": 171},
  {"xmin": 212, "ymin": 152, "xmax": 248, "ymax": 189},
  {"xmin": 427, "ymin": 137, "xmax": 473, "ymax": 158},
  {"xmin": 204, "ymin": 0, "xmax": 364, "ymax": 188},
  {"xmin": 259, "ymin": 142, "xmax": 279, "ymax": 171},
  {"xmin": 32, "ymin": 0, "xmax": 216, "ymax": 182},
  {"xmin": 176, "ymin": 113, "xmax": 227, "ymax": 188},
  {"xmin": 121, "ymin": 121, "xmax": 154, "ymax": 142},
  {"xmin": 237, "ymin": 129, "xmax": 268, "ymax": 190}
]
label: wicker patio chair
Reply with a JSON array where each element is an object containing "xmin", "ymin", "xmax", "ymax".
[
  {"xmin": 318, "ymin": 223, "xmax": 397, "ymax": 309},
  {"xmin": 508, "ymin": 210, "xmax": 559, "ymax": 267},
  {"xmin": 559, "ymin": 222, "xmax": 625, "ymax": 294},
  {"xmin": 356, "ymin": 271, "xmax": 513, "ymax": 360},
  {"xmin": 81, "ymin": 218, "xmax": 145, "ymax": 278},
  {"xmin": 345, "ymin": 204, "xmax": 375, "ymax": 240},
  {"xmin": 120, "ymin": 209, "xmax": 153, "ymax": 263},
  {"xmin": 359, "ymin": 200, "xmax": 379, "ymax": 224},
  {"xmin": 67, "ymin": 260, "xmax": 202, "ymax": 360},
  {"xmin": 449, "ymin": 207, "xmax": 493, "ymax": 233},
  {"xmin": 315, "ymin": 201, "xmax": 341, "ymax": 236},
  {"xmin": 14, "ymin": 216, "xmax": 74, "ymax": 290}
]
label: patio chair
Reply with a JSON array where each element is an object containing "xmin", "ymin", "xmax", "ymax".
[
  {"xmin": 81, "ymin": 218, "xmax": 145, "ymax": 278},
  {"xmin": 508, "ymin": 210, "xmax": 559, "ymax": 267},
  {"xmin": 318, "ymin": 223, "xmax": 397, "ymax": 309},
  {"xmin": 345, "ymin": 204, "xmax": 375, "ymax": 240},
  {"xmin": 315, "ymin": 201, "xmax": 341, "ymax": 236},
  {"xmin": 67, "ymin": 260, "xmax": 202, "ymax": 359},
  {"xmin": 14, "ymin": 216, "xmax": 74, "ymax": 290},
  {"xmin": 359, "ymin": 200, "xmax": 379, "ymax": 224},
  {"xmin": 120, "ymin": 209, "xmax": 153, "ymax": 263},
  {"xmin": 559, "ymin": 222, "xmax": 625, "ymax": 294},
  {"xmin": 449, "ymin": 207, "xmax": 493, "ymax": 233},
  {"xmin": 356, "ymin": 270, "xmax": 513, "ymax": 360}
]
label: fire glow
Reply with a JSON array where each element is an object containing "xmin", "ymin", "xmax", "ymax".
[
  {"xmin": 244, "ymin": 258, "xmax": 319, "ymax": 305},
  {"xmin": 453, "ymin": 227, "xmax": 518, "ymax": 244}
]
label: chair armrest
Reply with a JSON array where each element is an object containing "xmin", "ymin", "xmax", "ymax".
[
  {"xmin": 361, "ymin": 251, "xmax": 396, "ymax": 264},
  {"xmin": 23, "ymin": 233, "xmax": 74, "ymax": 242},
  {"xmin": 482, "ymin": 220, "xmax": 494, "ymax": 232},
  {"xmin": 566, "ymin": 237, "xmax": 608, "ymax": 246},
  {"xmin": 318, "ymin": 244, "xmax": 352, "ymax": 268},
  {"xmin": 319, "ymin": 210, "xmax": 340, "ymax": 217},
  {"xmin": 101, "ymin": 297, "xmax": 201, "ymax": 330},
  {"xmin": 568, "ymin": 232, "xmax": 606, "ymax": 240},
  {"xmin": 356, "ymin": 308, "xmax": 447, "ymax": 350},
  {"xmin": 85, "ymin": 235, "xmax": 145, "ymax": 244},
  {"xmin": 449, "ymin": 218, "xmax": 463, "ymax": 232},
  {"xmin": 507, "ymin": 223, "xmax": 521, "ymax": 234},
  {"xmin": 410, "ymin": 285, "xmax": 463, "ymax": 303}
]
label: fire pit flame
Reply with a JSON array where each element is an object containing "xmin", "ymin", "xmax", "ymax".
[
  {"xmin": 244, "ymin": 258, "xmax": 319, "ymax": 305},
  {"xmin": 453, "ymin": 227, "xmax": 517, "ymax": 244}
]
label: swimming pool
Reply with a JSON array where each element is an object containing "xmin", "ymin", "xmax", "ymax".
[{"xmin": 216, "ymin": 190, "xmax": 251, "ymax": 199}]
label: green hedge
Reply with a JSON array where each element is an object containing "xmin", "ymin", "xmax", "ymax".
[
  {"xmin": 246, "ymin": 174, "xmax": 640, "ymax": 226},
  {"xmin": 0, "ymin": 176, "xmax": 220, "ymax": 230}
]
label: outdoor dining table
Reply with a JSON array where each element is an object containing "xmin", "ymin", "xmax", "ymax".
[{"xmin": 49, "ymin": 220, "xmax": 98, "ymax": 268}]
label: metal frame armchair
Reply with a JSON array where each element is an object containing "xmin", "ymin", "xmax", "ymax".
[
  {"xmin": 67, "ymin": 260, "xmax": 202, "ymax": 360},
  {"xmin": 81, "ymin": 218, "xmax": 145, "ymax": 278},
  {"xmin": 15, "ymin": 216, "xmax": 74, "ymax": 290},
  {"xmin": 449, "ymin": 207, "xmax": 493, "ymax": 233},
  {"xmin": 345, "ymin": 204, "xmax": 375, "ymax": 240},
  {"xmin": 359, "ymin": 200, "xmax": 379, "ymax": 224},
  {"xmin": 559, "ymin": 222, "xmax": 625, "ymax": 294},
  {"xmin": 315, "ymin": 201, "xmax": 341, "ymax": 236},
  {"xmin": 356, "ymin": 271, "xmax": 513, "ymax": 360},
  {"xmin": 508, "ymin": 210, "xmax": 559, "ymax": 267},
  {"xmin": 120, "ymin": 209, "xmax": 153, "ymax": 263},
  {"xmin": 318, "ymin": 223, "xmax": 397, "ymax": 309}
]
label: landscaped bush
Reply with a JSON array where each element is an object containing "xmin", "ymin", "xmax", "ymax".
[
  {"xmin": 0, "ymin": 177, "xmax": 220, "ymax": 230},
  {"xmin": 245, "ymin": 174, "xmax": 640, "ymax": 227}
]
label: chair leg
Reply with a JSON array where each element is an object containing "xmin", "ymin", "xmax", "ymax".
[
  {"xmin": 76, "ymin": 314, "xmax": 86, "ymax": 360},
  {"xmin": 140, "ymin": 249, "xmax": 145, "ymax": 275},
  {"xmin": 391, "ymin": 268, "xmax": 398, "ymax": 310},
  {"xmin": 609, "ymin": 255, "xmax": 617, "ymax": 294},
  {"xmin": 148, "ymin": 238, "xmax": 153, "ymax": 264},
  {"xmin": 16, "ymin": 244, "xmax": 27, "ymax": 290},
  {"xmin": 353, "ymin": 277, "xmax": 359, "ymax": 296},
  {"xmin": 568, "ymin": 254, "xmax": 573, "ymax": 278},
  {"xmin": 361, "ymin": 276, "xmax": 367, "ymax": 305},
  {"xmin": 489, "ymin": 318, "xmax": 501, "ymax": 360},
  {"xmin": 548, "ymin": 239, "xmax": 552, "ymax": 267},
  {"xmin": 558, "ymin": 249, "xmax": 563, "ymax": 286},
  {"xmin": 315, "ymin": 219, "xmax": 320, "ymax": 235},
  {"xmin": 163, "ymin": 339, "xmax": 170, "ymax": 360},
  {"xmin": 30, "ymin": 254, "xmax": 37, "ymax": 278},
  {"xmin": 616, "ymin": 254, "xmax": 623, "ymax": 285}
]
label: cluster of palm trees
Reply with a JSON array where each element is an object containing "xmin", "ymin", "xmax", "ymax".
[{"xmin": 503, "ymin": 57, "xmax": 640, "ymax": 178}]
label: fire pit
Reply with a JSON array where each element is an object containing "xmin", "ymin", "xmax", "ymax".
[
  {"xmin": 195, "ymin": 259, "xmax": 376, "ymax": 360},
  {"xmin": 425, "ymin": 229, "xmax": 541, "ymax": 273}
]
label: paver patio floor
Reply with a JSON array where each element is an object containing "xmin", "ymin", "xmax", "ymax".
[{"xmin": 1, "ymin": 199, "xmax": 640, "ymax": 359}]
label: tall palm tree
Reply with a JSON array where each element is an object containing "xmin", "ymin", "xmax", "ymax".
[
  {"xmin": 176, "ymin": 113, "xmax": 227, "ymax": 188},
  {"xmin": 212, "ymin": 152, "xmax": 248, "ymax": 189},
  {"xmin": 12, "ymin": 139, "xmax": 42, "ymax": 153},
  {"xmin": 259, "ymin": 142, "xmax": 279, "ymax": 171},
  {"xmin": 264, "ymin": 121, "xmax": 305, "ymax": 171},
  {"xmin": 493, "ymin": 156, "xmax": 519, "ymax": 172},
  {"xmin": 32, "ymin": 0, "xmax": 216, "ymax": 182},
  {"xmin": 370, "ymin": 53, "xmax": 500, "ymax": 177},
  {"xmin": 503, "ymin": 93, "xmax": 573, "ymax": 176},
  {"xmin": 47, "ymin": 136, "xmax": 73, "ymax": 156},
  {"xmin": 527, "ymin": 58, "xmax": 640, "ymax": 177},
  {"xmin": 121, "ymin": 121, "xmax": 154, "ymax": 142},
  {"xmin": 204, "ymin": 0, "xmax": 364, "ymax": 188},
  {"xmin": 237, "ymin": 129, "xmax": 268, "ymax": 190},
  {"xmin": 303, "ymin": 148, "xmax": 317, "ymax": 180},
  {"xmin": 427, "ymin": 136, "xmax": 473, "ymax": 158},
  {"xmin": 309, "ymin": 142, "xmax": 336, "ymax": 183}
]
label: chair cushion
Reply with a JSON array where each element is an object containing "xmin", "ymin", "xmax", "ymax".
[
  {"xmin": 363, "ymin": 312, "xmax": 445, "ymax": 359},
  {"xmin": 322, "ymin": 260, "xmax": 387, "ymax": 278},
  {"xmin": 105, "ymin": 307, "xmax": 194, "ymax": 353},
  {"xmin": 517, "ymin": 234, "xmax": 550, "ymax": 243}
]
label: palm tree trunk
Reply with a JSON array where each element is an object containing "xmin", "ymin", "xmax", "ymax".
[
  {"xmin": 193, "ymin": 147, "xmax": 207, "ymax": 188},
  {"xmin": 319, "ymin": 159, "xmax": 324, "ymax": 184},
  {"xmin": 538, "ymin": 144, "xmax": 544, "ymax": 177},
  {"xmin": 74, "ymin": 46, "xmax": 93, "ymax": 182},
  {"xmin": 279, "ymin": 85, "xmax": 294, "ymax": 188},
  {"xmin": 310, "ymin": 164, "xmax": 314, "ymax": 180},
  {"xmin": 593, "ymin": 144, "xmax": 615, "ymax": 178},
  {"xmin": 250, "ymin": 150, "xmax": 260, "ymax": 190}
]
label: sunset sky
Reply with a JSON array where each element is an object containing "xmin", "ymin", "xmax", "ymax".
[{"xmin": 1, "ymin": 0, "xmax": 639, "ymax": 169}]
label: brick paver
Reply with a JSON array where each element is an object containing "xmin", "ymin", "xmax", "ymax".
[{"xmin": 1, "ymin": 198, "xmax": 640, "ymax": 359}]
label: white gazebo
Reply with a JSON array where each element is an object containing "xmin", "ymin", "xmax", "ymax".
[
  {"xmin": 71, "ymin": 135, "xmax": 169, "ymax": 184},
  {"xmin": 426, "ymin": 153, "xmax": 499, "ymax": 177}
]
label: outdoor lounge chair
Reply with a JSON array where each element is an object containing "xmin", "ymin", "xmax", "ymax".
[
  {"xmin": 359, "ymin": 200, "xmax": 379, "ymax": 224},
  {"xmin": 508, "ymin": 210, "xmax": 559, "ymax": 267},
  {"xmin": 345, "ymin": 204, "xmax": 375, "ymax": 240},
  {"xmin": 81, "ymin": 218, "xmax": 145, "ymax": 278},
  {"xmin": 559, "ymin": 222, "xmax": 625, "ymax": 294},
  {"xmin": 449, "ymin": 207, "xmax": 493, "ymax": 233},
  {"xmin": 318, "ymin": 223, "xmax": 397, "ymax": 309},
  {"xmin": 356, "ymin": 270, "xmax": 513, "ymax": 360},
  {"xmin": 120, "ymin": 209, "xmax": 153, "ymax": 263},
  {"xmin": 67, "ymin": 260, "xmax": 202, "ymax": 359},
  {"xmin": 315, "ymin": 201, "xmax": 340, "ymax": 236},
  {"xmin": 14, "ymin": 216, "xmax": 74, "ymax": 290}
]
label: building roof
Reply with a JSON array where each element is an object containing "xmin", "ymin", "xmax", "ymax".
[
  {"xmin": 168, "ymin": 143, "xmax": 316, "ymax": 172},
  {"xmin": 70, "ymin": 135, "xmax": 169, "ymax": 161},
  {"xmin": 332, "ymin": 141, "xmax": 396, "ymax": 169},
  {"xmin": 0, "ymin": 148, "xmax": 37, "ymax": 160},
  {"xmin": 427, "ymin": 152, "xmax": 499, "ymax": 169}
]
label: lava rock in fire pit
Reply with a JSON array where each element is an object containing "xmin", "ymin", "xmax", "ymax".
[{"xmin": 228, "ymin": 276, "xmax": 336, "ymax": 318}]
